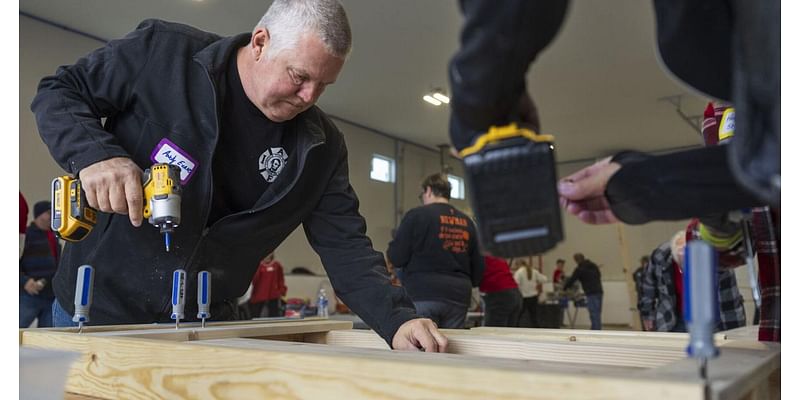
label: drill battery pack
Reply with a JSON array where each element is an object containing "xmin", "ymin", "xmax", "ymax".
[
  {"xmin": 51, "ymin": 176, "xmax": 97, "ymax": 242},
  {"xmin": 460, "ymin": 124, "xmax": 563, "ymax": 257}
]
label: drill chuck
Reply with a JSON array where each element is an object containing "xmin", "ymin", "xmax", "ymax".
[{"xmin": 148, "ymin": 193, "xmax": 181, "ymax": 229}]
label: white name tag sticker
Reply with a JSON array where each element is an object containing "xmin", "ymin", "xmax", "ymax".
[{"xmin": 150, "ymin": 138, "xmax": 198, "ymax": 185}]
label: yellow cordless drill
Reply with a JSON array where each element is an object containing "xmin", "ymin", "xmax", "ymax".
[
  {"xmin": 459, "ymin": 123, "xmax": 563, "ymax": 257},
  {"xmin": 51, "ymin": 163, "xmax": 182, "ymax": 251}
]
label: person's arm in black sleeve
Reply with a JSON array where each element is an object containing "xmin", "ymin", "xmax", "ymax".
[
  {"xmin": 468, "ymin": 222, "xmax": 485, "ymax": 287},
  {"xmin": 386, "ymin": 211, "xmax": 417, "ymax": 268},
  {"xmin": 448, "ymin": 0, "xmax": 570, "ymax": 150},
  {"xmin": 562, "ymin": 266, "xmax": 580, "ymax": 290},
  {"xmin": 30, "ymin": 20, "xmax": 157, "ymax": 175},
  {"xmin": 303, "ymin": 140, "xmax": 418, "ymax": 347},
  {"xmin": 606, "ymin": 146, "xmax": 765, "ymax": 224}
]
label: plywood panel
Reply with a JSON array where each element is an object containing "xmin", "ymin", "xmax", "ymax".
[
  {"xmin": 21, "ymin": 330, "xmax": 704, "ymax": 400},
  {"xmin": 20, "ymin": 320, "xmax": 777, "ymax": 400}
]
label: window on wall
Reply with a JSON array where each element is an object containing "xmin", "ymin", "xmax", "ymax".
[
  {"xmin": 447, "ymin": 174, "xmax": 465, "ymax": 199},
  {"xmin": 370, "ymin": 154, "xmax": 396, "ymax": 183}
]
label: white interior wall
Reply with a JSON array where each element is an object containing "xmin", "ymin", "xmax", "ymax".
[
  {"xmin": 21, "ymin": 14, "xmax": 754, "ymax": 329},
  {"xmin": 19, "ymin": 16, "xmax": 105, "ymax": 211}
]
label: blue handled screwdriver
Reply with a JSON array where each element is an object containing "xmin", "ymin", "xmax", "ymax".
[
  {"xmin": 171, "ymin": 269, "xmax": 186, "ymax": 329},
  {"xmin": 72, "ymin": 265, "xmax": 94, "ymax": 333},
  {"xmin": 684, "ymin": 240, "xmax": 720, "ymax": 390},
  {"xmin": 197, "ymin": 271, "xmax": 211, "ymax": 328}
]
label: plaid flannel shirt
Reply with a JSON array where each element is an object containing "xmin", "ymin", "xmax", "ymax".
[
  {"xmin": 753, "ymin": 206, "xmax": 780, "ymax": 341},
  {"xmin": 640, "ymin": 240, "xmax": 746, "ymax": 332}
]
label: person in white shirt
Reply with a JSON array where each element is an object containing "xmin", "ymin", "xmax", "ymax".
[{"xmin": 513, "ymin": 261, "xmax": 548, "ymax": 327}]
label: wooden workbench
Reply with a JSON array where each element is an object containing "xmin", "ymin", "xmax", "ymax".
[{"xmin": 19, "ymin": 320, "xmax": 779, "ymax": 399}]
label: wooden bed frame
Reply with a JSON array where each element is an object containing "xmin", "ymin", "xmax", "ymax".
[{"xmin": 19, "ymin": 319, "xmax": 779, "ymax": 399}]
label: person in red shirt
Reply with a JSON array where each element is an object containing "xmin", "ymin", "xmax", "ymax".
[
  {"xmin": 479, "ymin": 256, "xmax": 523, "ymax": 327},
  {"xmin": 20, "ymin": 192, "xmax": 28, "ymax": 234},
  {"xmin": 20, "ymin": 192, "xmax": 28, "ymax": 258},
  {"xmin": 248, "ymin": 252, "xmax": 287, "ymax": 318},
  {"xmin": 552, "ymin": 259, "xmax": 565, "ymax": 286}
]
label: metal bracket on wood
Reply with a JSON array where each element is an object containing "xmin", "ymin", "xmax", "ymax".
[{"xmin": 658, "ymin": 94, "xmax": 702, "ymax": 134}]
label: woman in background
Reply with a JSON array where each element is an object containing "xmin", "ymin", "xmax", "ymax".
[{"xmin": 514, "ymin": 259, "xmax": 548, "ymax": 328}]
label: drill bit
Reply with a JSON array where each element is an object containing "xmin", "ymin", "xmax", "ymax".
[
  {"xmin": 699, "ymin": 357, "xmax": 708, "ymax": 381},
  {"xmin": 700, "ymin": 357, "xmax": 711, "ymax": 399},
  {"xmin": 164, "ymin": 231, "xmax": 171, "ymax": 252}
]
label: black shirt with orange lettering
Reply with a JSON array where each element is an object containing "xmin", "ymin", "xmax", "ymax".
[{"xmin": 387, "ymin": 203, "xmax": 484, "ymax": 307}]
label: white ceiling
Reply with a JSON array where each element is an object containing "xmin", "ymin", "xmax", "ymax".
[{"xmin": 19, "ymin": 0, "xmax": 709, "ymax": 163}]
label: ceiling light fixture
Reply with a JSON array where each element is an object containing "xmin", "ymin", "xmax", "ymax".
[
  {"xmin": 422, "ymin": 87, "xmax": 450, "ymax": 107},
  {"xmin": 423, "ymin": 95, "xmax": 442, "ymax": 106},
  {"xmin": 432, "ymin": 92, "xmax": 450, "ymax": 104}
]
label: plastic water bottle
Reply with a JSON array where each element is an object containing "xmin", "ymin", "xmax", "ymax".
[{"xmin": 317, "ymin": 288, "xmax": 329, "ymax": 318}]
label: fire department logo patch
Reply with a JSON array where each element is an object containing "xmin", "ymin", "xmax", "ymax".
[{"xmin": 258, "ymin": 147, "xmax": 288, "ymax": 183}]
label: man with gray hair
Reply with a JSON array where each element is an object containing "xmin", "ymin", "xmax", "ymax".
[{"xmin": 32, "ymin": 0, "xmax": 447, "ymax": 351}]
